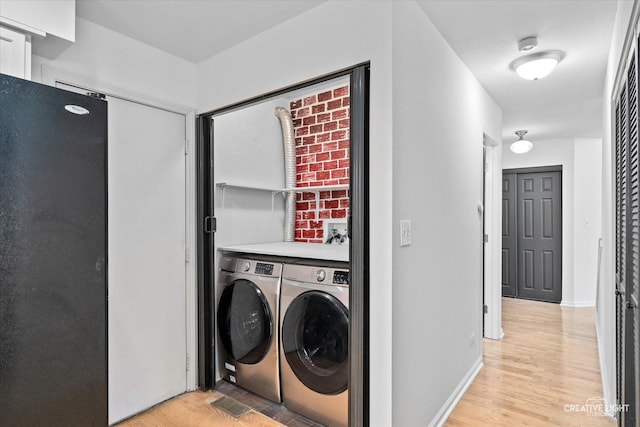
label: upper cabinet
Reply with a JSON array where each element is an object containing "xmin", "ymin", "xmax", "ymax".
[
  {"xmin": 0, "ymin": 0, "xmax": 75, "ymax": 67},
  {"xmin": 0, "ymin": 26, "xmax": 29, "ymax": 79}
]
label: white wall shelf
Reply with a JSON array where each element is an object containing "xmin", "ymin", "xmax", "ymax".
[{"xmin": 216, "ymin": 182, "xmax": 349, "ymax": 212}]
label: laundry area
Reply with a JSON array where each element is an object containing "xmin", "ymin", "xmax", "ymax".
[{"xmin": 203, "ymin": 76, "xmax": 353, "ymax": 426}]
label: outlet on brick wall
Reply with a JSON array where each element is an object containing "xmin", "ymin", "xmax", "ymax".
[{"xmin": 291, "ymin": 85, "xmax": 351, "ymax": 243}]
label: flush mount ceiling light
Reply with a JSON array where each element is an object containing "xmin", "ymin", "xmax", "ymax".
[
  {"xmin": 510, "ymin": 130, "xmax": 533, "ymax": 154},
  {"xmin": 510, "ymin": 50, "xmax": 565, "ymax": 80}
]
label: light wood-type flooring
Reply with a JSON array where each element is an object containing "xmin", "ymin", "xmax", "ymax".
[{"xmin": 116, "ymin": 297, "xmax": 614, "ymax": 426}]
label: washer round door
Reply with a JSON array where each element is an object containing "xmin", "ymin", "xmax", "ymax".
[
  {"xmin": 217, "ymin": 279, "xmax": 273, "ymax": 364},
  {"xmin": 282, "ymin": 290, "xmax": 349, "ymax": 395}
]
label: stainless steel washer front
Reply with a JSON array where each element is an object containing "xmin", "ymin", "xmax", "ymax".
[{"xmin": 279, "ymin": 262, "xmax": 349, "ymax": 427}]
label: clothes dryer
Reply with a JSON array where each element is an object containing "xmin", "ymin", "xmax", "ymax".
[
  {"xmin": 279, "ymin": 262, "xmax": 349, "ymax": 427},
  {"xmin": 217, "ymin": 255, "xmax": 282, "ymax": 403}
]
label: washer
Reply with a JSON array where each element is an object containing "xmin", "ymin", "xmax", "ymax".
[
  {"xmin": 280, "ymin": 261, "xmax": 349, "ymax": 427},
  {"xmin": 217, "ymin": 255, "xmax": 282, "ymax": 403}
]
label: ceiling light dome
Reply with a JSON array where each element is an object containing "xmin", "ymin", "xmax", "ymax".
[
  {"xmin": 510, "ymin": 130, "xmax": 533, "ymax": 154},
  {"xmin": 510, "ymin": 50, "xmax": 565, "ymax": 80}
]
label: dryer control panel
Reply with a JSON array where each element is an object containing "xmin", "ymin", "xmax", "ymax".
[{"xmin": 333, "ymin": 270, "xmax": 349, "ymax": 285}]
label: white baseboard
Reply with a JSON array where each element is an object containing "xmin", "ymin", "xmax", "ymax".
[
  {"xmin": 429, "ymin": 356, "xmax": 483, "ymax": 427},
  {"xmin": 560, "ymin": 300, "xmax": 596, "ymax": 308},
  {"xmin": 595, "ymin": 320, "xmax": 616, "ymax": 418}
]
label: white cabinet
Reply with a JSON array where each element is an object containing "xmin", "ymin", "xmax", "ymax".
[{"xmin": 0, "ymin": 26, "xmax": 30, "ymax": 78}]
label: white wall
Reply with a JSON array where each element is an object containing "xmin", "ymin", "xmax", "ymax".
[
  {"xmin": 391, "ymin": 2, "xmax": 502, "ymax": 425},
  {"xmin": 197, "ymin": 2, "xmax": 394, "ymax": 424},
  {"xmin": 31, "ymin": 17, "xmax": 196, "ymax": 108},
  {"xmin": 503, "ymin": 137, "xmax": 603, "ymax": 307},
  {"xmin": 598, "ymin": 0, "xmax": 636, "ymax": 413}
]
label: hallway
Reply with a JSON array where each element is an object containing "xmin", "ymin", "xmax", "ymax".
[{"xmin": 446, "ymin": 297, "xmax": 614, "ymax": 426}]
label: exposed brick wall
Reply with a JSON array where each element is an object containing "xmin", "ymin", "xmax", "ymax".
[{"xmin": 291, "ymin": 85, "xmax": 350, "ymax": 243}]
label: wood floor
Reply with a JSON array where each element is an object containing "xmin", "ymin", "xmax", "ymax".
[
  {"xmin": 116, "ymin": 297, "xmax": 614, "ymax": 426},
  {"xmin": 446, "ymin": 297, "xmax": 615, "ymax": 426}
]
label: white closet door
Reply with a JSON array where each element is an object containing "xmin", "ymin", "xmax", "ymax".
[
  {"xmin": 106, "ymin": 96, "xmax": 187, "ymax": 424},
  {"xmin": 0, "ymin": 27, "xmax": 26, "ymax": 78}
]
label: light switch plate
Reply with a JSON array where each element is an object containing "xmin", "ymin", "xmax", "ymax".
[{"xmin": 400, "ymin": 220, "xmax": 411, "ymax": 246}]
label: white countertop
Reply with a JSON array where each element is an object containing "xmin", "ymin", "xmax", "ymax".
[{"xmin": 218, "ymin": 241, "xmax": 349, "ymax": 262}]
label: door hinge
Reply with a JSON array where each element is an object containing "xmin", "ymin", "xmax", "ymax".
[
  {"xmin": 204, "ymin": 216, "xmax": 217, "ymax": 234},
  {"xmin": 185, "ymin": 247, "xmax": 190, "ymax": 263},
  {"xmin": 483, "ymin": 304, "xmax": 488, "ymax": 314},
  {"xmin": 186, "ymin": 353, "xmax": 190, "ymax": 372},
  {"xmin": 483, "ymin": 234, "xmax": 489, "ymax": 243},
  {"xmin": 185, "ymin": 138, "xmax": 189, "ymax": 155}
]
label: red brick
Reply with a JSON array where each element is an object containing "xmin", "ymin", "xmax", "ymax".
[
  {"xmin": 342, "ymin": 97, "xmax": 350, "ymax": 107},
  {"xmin": 310, "ymin": 124, "xmax": 323, "ymax": 134},
  {"xmin": 302, "ymin": 192, "xmax": 316, "ymax": 201},
  {"xmin": 304, "ymin": 95, "xmax": 317, "ymax": 106},
  {"xmin": 316, "ymin": 230, "xmax": 324, "ymax": 238},
  {"xmin": 332, "ymin": 209, "xmax": 347, "ymax": 218},
  {"xmin": 309, "ymin": 238, "xmax": 323, "ymax": 243},
  {"xmin": 324, "ymin": 179, "xmax": 339, "ymax": 185},
  {"xmin": 339, "ymin": 178, "xmax": 349, "ymax": 184},
  {"xmin": 296, "ymin": 193, "xmax": 303, "ymax": 202},
  {"xmin": 309, "ymin": 162, "xmax": 322, "ymax": 172},
  {"xmin": 319, "ymin": 191, "xmax": 331, "ymax": 199},
  {"xmin": 296, "ymin": 146, "xmax": 308, "ymax": 156},
  {"xmin": 296, "ymin": 220, "xmax": 308, "ymax": 228},
  {"xmin": 293, "ymin": 118, "xmax": 302, "ymax": 127},
  {"xmin": 316, "ymin": 152, "xmax": 330, "ymax": 161},
  {"xmin": 303, "ymin": 116, "xmax": 316, "ymax": 126},
  {"xmin": 317, "ymin": 112, "xmax": 331, "ymax": 123},
  {"xmin": 331, "ymin": 150, "xmax": 346, "ymax": 160},
  {"xmin": 332, "ymin": 109, "xmax": 348, "ymax": 120},
  {"xmin": 290, "ymin": 110, "xmax": 297, "ymax": 119},
  {"xmin": 296, "ymin": 126, "xmax": 309, "ymax": 136},
  {"xmin": 317, "ymin": 132, "xmax": 331, "ymax": 143},
  {"xmin": 338, "ymin": 140, "xmax": 350, "ymax": 149},
  {"xmin": 295, "ymin": 230, "xmax": 302, "ymax": 239},
  {"xmin": 334, "ymin": 86, "xmax": 349, "ymax": 97},
  {"xmin": 297, "ymin": 107, "xmax": 310, "ymax": 117},
  {"xmin": 340, "ymin": 199, "xmax": 350, "ymax": 208},
  {"xmin": 296, "ymin": 173, "xmax": 302, "ymax": 181},
  {"xmin": 331, "ymin": 130, "xmax": 347, "ymax": 141},
  {"xmin": 303, "ymin": 229, "xmax": 315, "ymax": 239},
  {"xmin": 291, "ymin": 99, "xmax": 302, "ymax": 109},
  {"xmin": 296, "ymin": 157, "xmax": 302, "ymax": 166},
  {"xmin": 324, "ymin": 121, "xmax": 338, "ymax": 132},
  {"xmin": 302, "ymin": 172, "xmax": 315, "ymax": 181},
  {"xmin": 327, "ymin": 99, "xmax": 342, "ymax": 110},
  {"xmin": 302, "ymin": 211, "xmax": 315, "ymax": 220},
  {"xmin": 318, "ymin": 90, "xmax": 332, "ymax": 101},
  {"xmin": 312, "ymin": 104, "xmax": 326, "ymax": 114},
  {"xmin": 309, "ymin": 182, "xmax": 323, "ymax": 188},
  {"xmin": 308, "ymin": 143, "xmax": 323, "ymax": 154},
  {"xmin": 310, "ymin": 221, "xmax": 322, "ymax": 229},
  {"xmin": 295, "ymin": 137, "xmax": 303, "ymax": 146},
  {"xmin": 302, "ymin": 154, "xmax": 315, "ymax": 163},
  {"xmin": 296, "ymin": 164, "xmax": 308, "ymax": 174},
  {"xmin": 303, "ymin": 136, "xmax": 316, "ymax": 145},
  {"xmin": 316, "ymin": 171, "xmax": 330, "ymax": 180},
  {"xmin": 297, "ymin": 182, "xmax": 309, "ymax": 188},
  {"xmin": 346, "ymin": 169, "xmax": 350, "ymax": 177},
  {"xmin": 332, "ymin": 169, "xmax": 347, "ymax": 179},
  {"xmin": 324, "ymin": 160, "xmax": 338, "ymax": 170},
  {"xmin": 323, "ymin": 142, "xmax": 338, "ymax": 151},
  {"xmin": 339, "ymin": 119, "xmax": 350, "ymax": 129},
  {"xmin": 296, "ymin": 203, "xmax": 309, "ymax": 212},
  {"xmin": 339, "ymin": 159, "xmax": 350, "ymax": 168},
  {"xmin": 309, "ymin": 201, "xmax": 317, "ymax": 209},
  {"xmin": 324, "ymin": 200, "xmax": 339, "ymax": 209},
  {"xmin": 332, "ymin": 190, "xmax": 347, "ymax": 198},
  {"xmin": 319, "ymin": 210, "xmax": 331, "ymax": 219}
]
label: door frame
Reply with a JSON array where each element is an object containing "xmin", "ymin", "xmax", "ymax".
[
  {"xmin": 196, "ymin": 62, "xmax": 370, "ymax": 426},
  {"xmin": 502, "ymin": 165, "xmax": 563, "ymax": 303},
  {"xmin": 41, "ymin": 65, "xmax": 198, "ymax": 392}
]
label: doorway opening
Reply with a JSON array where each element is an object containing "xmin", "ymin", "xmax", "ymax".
[
  {"xmin": 502, "ymin": 166, "xmax": 563, "ymax": 303},
  {"xmin": 196, "ymin": 63, "xmax": 370, "ymax": 426}
]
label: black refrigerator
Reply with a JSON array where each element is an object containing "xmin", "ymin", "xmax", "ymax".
[{"xmin": 0, "ymin": 73, "xmax": 107, "ymax": 426}]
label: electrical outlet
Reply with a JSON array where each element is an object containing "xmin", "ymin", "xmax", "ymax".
[{"xmin": 400, "ymin": 220, "xmax": 412, "ymax": 246}]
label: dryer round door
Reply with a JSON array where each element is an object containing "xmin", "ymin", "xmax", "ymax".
[
  {"xmin": 282, "ymin": 290, "xmax": 349, "ymax": 395},
  {"xmin": 217, "ymin": 279, "xmax": 273, "ymax": 364}
]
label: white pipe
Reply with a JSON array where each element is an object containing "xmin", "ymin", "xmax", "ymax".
[{"xmin": 274, "ymin": 107, "xmax": 296, "ymax": 242}]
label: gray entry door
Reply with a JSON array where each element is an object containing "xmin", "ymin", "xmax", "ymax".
[
  {"xmin": 502, "ymin": 173, "xmax": 517, "ymax": 297},
  {"xmin": 502, "ymin": 168, "xmax": 562, "ymax": 303}
]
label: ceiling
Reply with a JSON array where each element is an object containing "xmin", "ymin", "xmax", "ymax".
[{"xmin": 76, "ymin": 0, "xmax": 618, "ymax": 144}]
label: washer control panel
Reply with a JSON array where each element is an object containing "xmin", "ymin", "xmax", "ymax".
[
  {"xmin": 255, "ymin": 262, "xmax": 274, "ymax": 276},
  {"xmin": 332, "ymin": 270, "xmax": 349, "ymax": 285}
]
